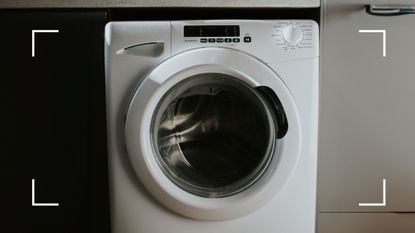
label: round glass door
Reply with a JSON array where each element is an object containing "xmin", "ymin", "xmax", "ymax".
[
  {"xmin": 151, "ymin": 73, "xmax": 278, "ymax": 198},
  {"xmin": 125, "ymin": 47, "xmax": 299, "ymax": 220}
]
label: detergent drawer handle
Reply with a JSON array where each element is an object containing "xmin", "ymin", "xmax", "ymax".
[
  {"xmin": 116, "ymin": 41, "xmax": 164, "ymax": 57},
  {"xmin": 366, "ymin": 5, "xmax": 415, "ymax": 16}
]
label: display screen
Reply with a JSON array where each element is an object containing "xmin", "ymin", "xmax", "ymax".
[{"xmin": 184, "ymin": 25, "xmax": 240, "ymax": 37}]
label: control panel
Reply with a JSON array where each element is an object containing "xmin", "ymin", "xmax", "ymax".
[
  {"xmin": 172, "ymin": 20, "xmax": 319, "ymax": 62},
  {"xmin": 183, "ymin": 25, "xmax": 250, "ymax": 45}
]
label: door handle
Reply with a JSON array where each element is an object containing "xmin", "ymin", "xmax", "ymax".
[
  {"xmin": 366, "ymin": 5, "xmax": 415, "ymax": 16},
  {"xmin": 255, "ymin": 86, "xmax": 288, "ymax": 139}
]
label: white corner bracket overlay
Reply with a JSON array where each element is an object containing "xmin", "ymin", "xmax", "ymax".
[
  {"xmin": 358, "ymin": 30, "xmax": 386, "ymax": 57},
  {"xmin": 31, "ymin": 30, "xmax": 59, "ymax": 57},
  {"xmin": 358, "ymin": 179, "xmax": 387, "ymax": 207},
  {"xmin": 32, "ymin": 179, "xmax": 59, "ymax": 207}
]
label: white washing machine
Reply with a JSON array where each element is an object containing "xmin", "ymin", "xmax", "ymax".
[{"xmin": 105, "ymin": 20, "xmax": 319, "ymax": 233}]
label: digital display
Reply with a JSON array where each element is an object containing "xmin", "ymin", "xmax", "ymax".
[{"xmin": 184, "ymin": 25, "xmax": 240, "ymax": 37}]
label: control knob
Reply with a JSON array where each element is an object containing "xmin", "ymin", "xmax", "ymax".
[{"xmin": 283, "ymin": 24, "xmax": 303, "ymax": 44}]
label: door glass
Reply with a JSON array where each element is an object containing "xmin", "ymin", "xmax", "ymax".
[{"xmin": 151, "ymin": 73, "xmax": 276, "ymax": 198}]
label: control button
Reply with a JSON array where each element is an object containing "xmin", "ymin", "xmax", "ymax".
[
  {"xmin": 283, "ymin": 24, "xmax": 303, "ymax": 44},
  {"xmin": 225, "ymin": 38, "xmax": 232, "ymax": 43},
  {"xmin": 244, "ymin": 37, "xmax": 252, "ymax": 43},
  {"xmin": 208, "ymin": 38, "xmax": 216, "ymax": 43},
  {"xmin": 232, "ymin": 38, "xmax": 240, "ymax": 43},
  {"xmin": 216, "ymin": 38, "xmax": 224, "ymax": 43},
  {"xmin": 200, "ymin": 38, "xmax": 207, "ymax": 43}
]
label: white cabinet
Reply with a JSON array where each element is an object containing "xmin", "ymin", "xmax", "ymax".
[
  {"xmin": 318, "ymin": 213, "xmax": 415, "ymax": 233},
  {"xmin": 319, "ymin": 0, "xmax": 415, "ymax": 212}
]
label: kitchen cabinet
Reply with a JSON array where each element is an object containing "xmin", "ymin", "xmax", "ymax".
[
  {"xmin": 319, "ymin": 0, "xmax": 415, "ymax": 212},
  {"xmin": 0, "ymin": 11, "xmax": 110, "ymax": 233},
  {"xmin": 318, "ymin": 213, "xmax": 415, "ymax": 233}
]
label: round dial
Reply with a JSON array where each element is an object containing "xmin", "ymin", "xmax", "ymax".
[{"xmin": 283, "ymin": 24, "xmax": 303, "ymax": 44}]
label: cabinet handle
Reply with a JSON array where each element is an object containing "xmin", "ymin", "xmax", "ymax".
[{"xmin": 367, "ymin": 5, "xmax": 415, "ymax": 16}]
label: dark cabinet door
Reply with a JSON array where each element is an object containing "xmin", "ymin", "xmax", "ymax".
[{"xmin": 0, "ymin": 11, "xmax": 109, "ymax": 233}]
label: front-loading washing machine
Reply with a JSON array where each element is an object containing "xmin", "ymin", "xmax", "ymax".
[{"xmin": 105, "ymin": 20, "xmax": 319, "ymax": 233}]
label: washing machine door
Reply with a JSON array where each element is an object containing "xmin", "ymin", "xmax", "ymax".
[{"xmin": 125, "ymin": 47, "xmax": 301, "ymax": 220}]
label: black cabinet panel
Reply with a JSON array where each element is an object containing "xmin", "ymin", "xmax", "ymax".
[{"xmin": 0, "ymin": 11, "xmax": 109, "ymax": 233}]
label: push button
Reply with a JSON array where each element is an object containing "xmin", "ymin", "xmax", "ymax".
[
  {"xmin": 233, "ymin": 38, "xmax": 240, "ymax": 43},
  {"xmin": 244, "ymin": 37, "xmax": 252, "ymax": 43},
  {"xmin": 200, "ymin": 38, "xmax": 207, "ymax": 43},
  {"xmin": 216, "ymin": 38, "xmax": 224, "ymax": 43},
  {"xmin": 208, "ymin": 38, "xmax": 215, "ymax": 43},
  {"xmin": 225, "ymin": 38, "xmax": 232, "ymax": 43}
]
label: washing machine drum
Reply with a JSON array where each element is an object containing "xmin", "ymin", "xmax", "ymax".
[
  {"xmin": 153, "ymin": 73, "xmax": 285, "ymax": 198},
  {"xmin": 125, "ymin": 47, "xmax": 300, "ymax": 220}
]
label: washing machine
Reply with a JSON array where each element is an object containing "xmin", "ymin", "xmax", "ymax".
[{"xmin": 105, "ymin": 20, "xmax": 319, "ymax": 233}]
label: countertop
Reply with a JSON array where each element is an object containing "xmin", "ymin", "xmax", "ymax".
[{"xmin": 0, "ymin": 0, "xmax": 320, "ymax": 8}]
